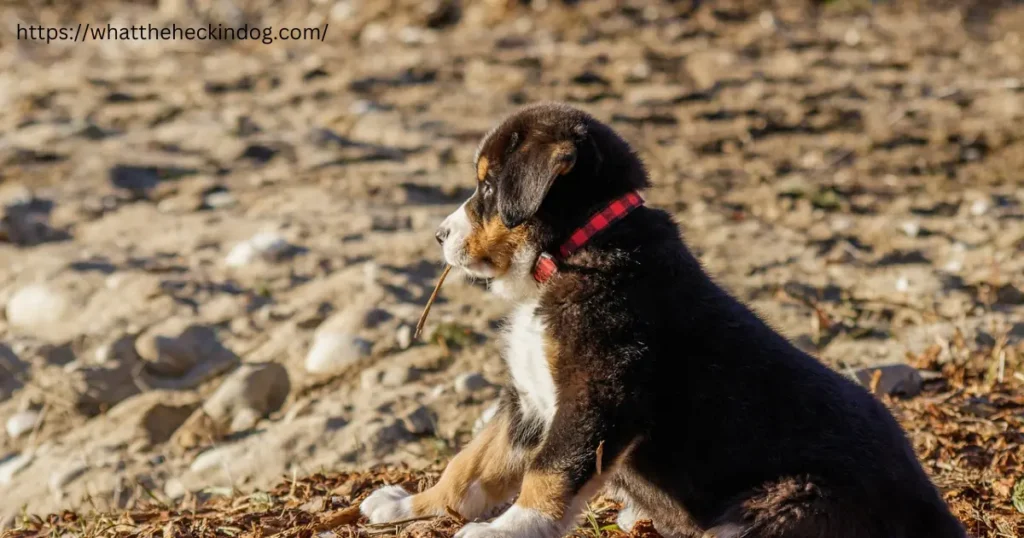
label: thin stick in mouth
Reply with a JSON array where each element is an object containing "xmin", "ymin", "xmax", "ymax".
[{"xmin": 415, "ymin": 264, "xmax": 452, "ymax": 340}]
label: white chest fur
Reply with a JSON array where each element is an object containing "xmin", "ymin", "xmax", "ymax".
[{"xmin": 503, "ymin": 302, "xmax": 558, "ymax": 427}]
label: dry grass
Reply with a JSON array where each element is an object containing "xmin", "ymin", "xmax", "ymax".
[{"xmin": 4, "ymin": 334, "xmax": 1022, "ymax": 538}]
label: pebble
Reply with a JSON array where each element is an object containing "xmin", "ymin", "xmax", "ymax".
[
  {"xmin": 851, "ymin": 364, "xmax": 923, "ymax": 398},
  {"xmin": 225, "ymin": 232, "xmax": 291, "ymax": 267},
  {"xmin": 0, "ymin": 344, "xmax": 25, "ymax": 402},
  {"xmin": 454, "ymin": 372, "xmax": 491, "ymax": 396},
  {"xmin": 164, "ymin": 478, "xmax": 188, "ymax": 499},
  {"xmin": 395, "ymin": 324, "xmax": 413, "ymax": 350},
  {"xmin": 969, "ymin": 199, "xmax": 989, "ymax": 216},
  {"xmin": 202, "ymin": 362, "xmax": 291, "ymax": 433},
  {"xmin": 401, "ymin": 406, "xmax": 435, "ymax": 435},
  {"xmin": 204, "ymin": 191, "xmax": 237, "ymax": 208},
  {"xmin": 383, "ymin": 365, "xmax": 419, "ymax": 387},
  {"xmin": 0, "ymin": 452, "xmax": 33, "ymax": 485},
  {"xmin": 5, "ymin": 410, "xmax": 41, "ymax": 439},
  {"xmin": 135, "ymin": 320, "xmax": 225, "ymax": 377},
  {"xmin": 49, "ymin": 462, "xmax": 90, "ymax": 493},
  {"xmin": 93, "ymin": 334, "xmax": 139, "ymax": 365},
  {"xmin": 189, "ymin": 444, "xmax": 237, "ymax": 474},
  {"xmin": 899, "ymin": 221, "xmax": 920, "ymax": 238},
  {"xmin": 364, "ymin": 419, "xmax": 412, "ymax": 455},
  {"xmin": 0, "ymin": 198, "xmax": 58, "ymax": 246},
  {"xmin": 5, "ymin": 284, "xmax": 68, "ymax": 329},
  {"xmin": 305, "ymin": 332, "xmax": 371, "ymax": 375}
]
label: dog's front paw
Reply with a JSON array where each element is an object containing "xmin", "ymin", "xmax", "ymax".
[
  {"xmin": 359, "ymin": 485, "xmax": 414, "ymax": 523},
  {"xmin": 455, "ymin": 522, "xmax": 513, "ymax": 538},
  {"xmin": 454, "ymin": 506, "xmax": 560, "ymax": 538}
]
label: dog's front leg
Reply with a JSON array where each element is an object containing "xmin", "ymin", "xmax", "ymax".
[
  {"xmin": 455, "ymin": 397, "xmax": 630, "ymax": 538},
  {"xmin": 360, "ymin": 405, "xmax": 527, "ymax": 523}
]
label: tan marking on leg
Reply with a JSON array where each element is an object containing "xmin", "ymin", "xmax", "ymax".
[
  {"xmin": 464, "ymin": 216, "xmax": 529, "ymax": 273},
  {"xmin": 476, "ymin": 156, "xmax": 489, "ymax": 182},
  {"xmin": 517, "ymin": 471, "xmax": 568, "ymax": 520},
  {"xmin": 410, "ymin": 412, "xmax": 526, "ymax": 518}
]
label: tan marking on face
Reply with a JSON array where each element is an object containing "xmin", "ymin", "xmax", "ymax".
[
  {"xmin": 550, "ymin": 142, "xmax": 576, "ymax": 176},
  {"xmin": 517, "ymin": 471, "xmax": 568, "ymax": 520},
  {"xmin": 477, "ymin": 156, "xmax": 490, "ymax": 182},
  {"xmin": 464, "ymin": 215, "xmax": 529, "ymax": 274},
  {"xmin": 410, "ymin": 411, "xmax": 527, "ymax": 518}
]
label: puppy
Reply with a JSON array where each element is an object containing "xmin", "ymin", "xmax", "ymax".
[{"xmin": 360, "ymin": 102, "xmax": 967, "ymax": 538}]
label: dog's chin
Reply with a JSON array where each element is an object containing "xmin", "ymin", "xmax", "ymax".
[{"xmin": 449, "ymin": 260, "xmax": 499, "ymax": 281}]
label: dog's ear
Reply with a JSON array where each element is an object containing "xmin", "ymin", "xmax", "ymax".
[{"xmin": 498, "ymin": 141, "xmax": 576, "ymax": 229}]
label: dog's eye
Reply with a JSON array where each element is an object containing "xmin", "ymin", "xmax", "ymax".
[{"xmin": 481, "ymin": 180, "xmax": 494, "ymax": 198}]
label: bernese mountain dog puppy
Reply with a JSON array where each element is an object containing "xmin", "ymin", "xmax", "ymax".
[{"xmin": 360, "ymin": 102, "xmax": 967, "ymax": 538}]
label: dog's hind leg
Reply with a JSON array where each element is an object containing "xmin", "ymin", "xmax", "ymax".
[{"xmin": 706, "ymin": 477, "xmax": 884, "ymax": 538}]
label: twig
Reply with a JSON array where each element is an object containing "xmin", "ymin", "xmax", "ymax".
[{"xmin": 415, "ymin": 264, "xmax": 452, "ymax": 340}]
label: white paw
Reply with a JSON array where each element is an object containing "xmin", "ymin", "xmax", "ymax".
[
  {"xmin": 455, "ymin": 506, "xmax": 561, "ymax": 538},
  {"xmin": 359, "ymin": 485, "xmax": 414, "ymax": 524},
  {"xmin": 455, "ymin": 521, "xmax": 514, "ymax": 538},
  {"xmin": 616, "ymin": 502, "xmax": 640, "ymax": 533}
]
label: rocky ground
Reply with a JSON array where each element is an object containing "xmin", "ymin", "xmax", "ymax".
[{"xmin": 0, "ymin": 0, "xmax": 1022, "ymax": 535}]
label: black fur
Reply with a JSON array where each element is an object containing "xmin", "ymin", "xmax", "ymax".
[{"xmin": 474, "ymin": 102, "xmax": 967, "ymax": 538}]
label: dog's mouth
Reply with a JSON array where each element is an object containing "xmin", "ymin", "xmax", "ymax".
[{"xmin": 446, "ymin": 255, "xmax": 499, "ymax": 281}]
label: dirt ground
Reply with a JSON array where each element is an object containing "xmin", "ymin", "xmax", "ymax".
[{"xmin": 0, "ymin": 0, "xmax": 1022, "ymax": 536}]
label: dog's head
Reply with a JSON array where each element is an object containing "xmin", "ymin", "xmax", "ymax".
[{"xmin": 435, "ymin": 102, "xmax": 648, "ymax": 286}]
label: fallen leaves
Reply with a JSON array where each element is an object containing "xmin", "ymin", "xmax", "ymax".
[{"xmin": 5, "ymin": 340, "xmax": 1024, "ymax": 538}]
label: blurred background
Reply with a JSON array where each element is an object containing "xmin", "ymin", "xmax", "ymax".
[{"xmin": 0, "ymin": 0, "xmax": 1022, "ymax": 534}]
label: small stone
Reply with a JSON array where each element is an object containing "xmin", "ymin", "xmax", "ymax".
[
  {"xmin": 128, "ymin": 396, "xmax": 198, "ymax": 446},
  {"xmin": 454, "ymin": 372, "xmax": 491, "ymax": 396},
  {"xmin": 189, "ymin": 444, "xmax": 236, "ymax": 473},
  {"xmin": 844, "ymin": 28, "xmax": 861, "ymax": 46},
  {"xmin": 204, "ymin": 191, "xmax": 236, "ymax": 208},
  {"xmin": 164, "ymin": 478, "xmax": 188, "ymax": 499},
  {"xmin": 401, "ymin": 406, "xmax": 435, "ymax": 435},
  {"xmin": 970, "ymin": 199, "xmax": 989, "ymax": 216},
  {"xmin": 305, "ymin": 332, "xmax": 371, "ymax": 375},
  {"xmin": 0, "ymin": 197, "xmax": 61, "ymax": 246},
  {"xmin": 49, "ymin": 462, "xmax": 89, "ymax": 493},
  {"xmin": 895, "ymin": 276, "xmax": 910, "ymax": 293},
  {"xmin": 899, "ymin": 221, "xmax": 920, "ymax": 238},
  {"xmin": 364, "ymin": 419, "xmax": 412, "ymax": 456},
  {"xmin": 5, "ymin": 410, "xmax": 41, "ymax": 439},
  {"xmin": 852, "ymin": 364, "xmax": 923, "ymax": 398},
  {"xmin": 229, "ymin": 407, "xmax": 262, "ymax": 432},
  {"xmin": 202, "ymin": 362, "xmax": 291, "ymax": 434},
  {"xmin": 380, "ymin": 365, "xmax": 419, "ymax": 388},
  {"xmin": 136, "ymin": 320, "xmax": 229, "ymax": 377},
  {"xmin": 93, "ymin": 335, "xmax": 140, "ymax": 365},
  {"xmin": 0, "ymin": 452, "xmax": 33, "ymax": 485},
  {"xmin": 5, "ymin": 284, "xmax": 68, "ymax": 329},
  {"xmin": 225, "ymin": 232, "xmax": 291, "ymax": 267},
  {"xmin": 975, "ymin": 331, "xmax": 997, "ymax": 348},
  {"xmin": 395, "ymin": 325, "xmax": 413, "ymax": 350},
  {"xmin": 995, "ymin": 284, "xmax": 1024, "ymax": 305},
  {"xmin": 0, "ymin": 344, "xmax": 25, "ymax": 402}
]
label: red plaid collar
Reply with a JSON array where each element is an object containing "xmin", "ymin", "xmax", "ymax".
[{"xmin": 533, "ymin": 191, "xmax": 645, "ymax": 283}]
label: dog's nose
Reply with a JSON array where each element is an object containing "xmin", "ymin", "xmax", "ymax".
[{"xmin": 435, "ymin": 225, "xmax": 450, "ymax": 245}]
